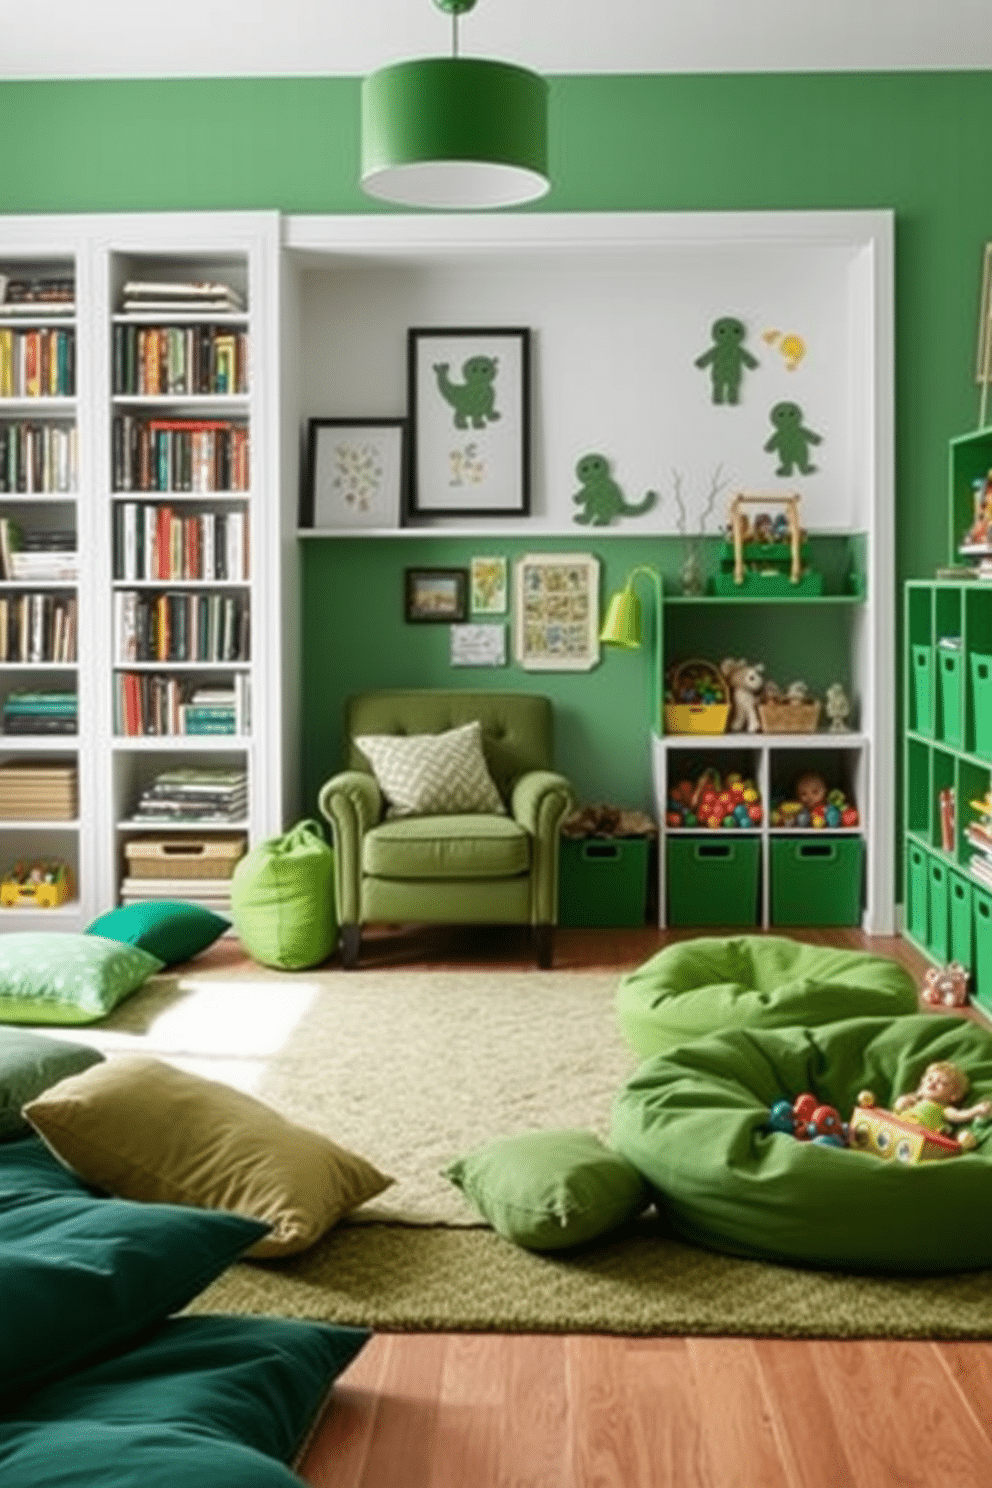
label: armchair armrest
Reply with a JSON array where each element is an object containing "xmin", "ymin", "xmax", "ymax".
[
  {"xmin": 318, "ymin": 771, "xmax": 383, "ymax": 925},
  {"xmin": 510, "ymin": 770, "xmax": 574, "ymax": 925}
]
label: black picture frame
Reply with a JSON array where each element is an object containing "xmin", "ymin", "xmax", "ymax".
[
  {"xmin": 407, "ymin": 327, "xmax": 530, "ymax": 519},
  {"xmin": 300, "ymin": 417, "xmax": 407, "ymax": 530},
  {"xmin": 404, "ymin": 567, "xmax": 469, "ymax": 623}
]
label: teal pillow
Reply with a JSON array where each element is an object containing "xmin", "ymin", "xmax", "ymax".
[
  {"xmin": 5, "ymin": 1314, "xmax": 370, "ymax": 1470},
  {"xmin": 85, "ymin": 901, "xmax": 229, "ymax": 967},
  {"xmin": 0, "ymin": 1133, "xmax": 90, "ymax": 1197},
  {"xmin": 0, "ymin": 1185, "xmax": 268, "ymax": 1395},
  {"xmin": 0, "ymin": 1423, "xmax": 308, "ymax": 1488},
  {"xmin": 0, "ymin": 933, "xmax": 162, "ymax": 1025},
  {"xmin": 444, "ymin": 1128, "xmax": 651, "ymax": 1252},
  {"xmin": 0, "ymin": 1028, "xmax": 104, "ymax": 1140}
]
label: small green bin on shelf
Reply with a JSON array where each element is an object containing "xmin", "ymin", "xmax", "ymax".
[
  {"xmin": 769, "ymin": 835, "xmax": 864, "ymax": 927},
  {"xmin": 927, "ymin": 855, "xmax": 950, "ymax": 963},
  {"xmin": 974, "ymin": 888, "xmax": 992, "ymax": 1015},
  {"xmin": 666, "ymin": 835, "xmax": 759, "ymax": 927},
  {"xmin": 558, "ymin": 837, "xmax": 651, "ymax": 928},
  {"xmin": 971, "ymin": 653, "xmax": 992, "ymax": 757},
  {"xmin": 912, "ymin": 645, "xmax": 934, "ymax": 736},
  {"xmin": 950, "ymin": 870, "xmax": 974, "ymax": 971},
  {"xmin": 938, "ymin": 647, "xmax": 964, "ymax": 748},
  {"xmin": 906, "ymin": 842, "xmax": 929, "ymax": 946}
]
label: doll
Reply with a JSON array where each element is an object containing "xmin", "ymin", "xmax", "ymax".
[{"xmin": 892, "ymin": 1061, "xmax": 992, "ymax": 1136}]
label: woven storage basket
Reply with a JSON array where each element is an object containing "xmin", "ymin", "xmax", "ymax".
[
  {"xmin": 757, "ymin": 699, "xmax": 822, "ymax": 734},
  {"xmin": 664, "ymin": 660, "xmax": 731, "ymax": 735}
]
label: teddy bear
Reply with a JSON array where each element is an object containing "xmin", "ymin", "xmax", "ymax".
[
  {"xmin": 921, "ymin": 962, "xmax": 970, "ymax": 1009},
  {"xmin": 720, "ymin": 657, "xmax": 765, "ymax": 733}
]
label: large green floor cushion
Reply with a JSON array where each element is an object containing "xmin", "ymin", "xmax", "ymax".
[
  {"xmin": 616, "ymin": 936, "xmax": 919, "ymax": 1058},
  {"xmin": 611, "ymin": 1013, "xmax": 992, "ymax": 1273}
]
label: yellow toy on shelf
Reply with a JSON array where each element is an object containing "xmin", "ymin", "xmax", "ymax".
[{"xmin": 0, "ymin": 860, "xmax": 71, "ymax": 909}]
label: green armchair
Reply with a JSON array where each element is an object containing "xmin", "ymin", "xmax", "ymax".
[{"xmin": 318, "ymin": 690, "xmax": 574, "ymax": 969}]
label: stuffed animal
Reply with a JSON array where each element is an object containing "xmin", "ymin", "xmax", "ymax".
[
  {"xmin": 921, "ymin": 962, "xmax": 970, "ymax": 1008},
  {"xmin": 892, "ymin": 1061, "xmax": 991, "ymax": 1143},
  {"xmin": 720, "ymin": 657, "xmax": 765, "ymax": 733}
]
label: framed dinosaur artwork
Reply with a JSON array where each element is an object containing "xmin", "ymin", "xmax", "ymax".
[
  {"xmin": 407, "ymin": 327, "xmax": 530, "ymax": 518},
  {"xmin": 301, "ymin": 417, "xmax": 406, "ymax": 530}
]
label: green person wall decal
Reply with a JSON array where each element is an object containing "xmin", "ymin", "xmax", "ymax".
[
  {"xmin": 572, "ymin": 453, "xmax": 658, "ymax": 526},
  {"xmin": 694, "ymin": 316, "xmax": 759, "ymax": 405},
  {"xmin": 432, "ymin": 355, "xmax": 501, "ymax": 429},
  {"xmin": 764, "ymin": 401, "xmax": 822, "ymax": 476}
]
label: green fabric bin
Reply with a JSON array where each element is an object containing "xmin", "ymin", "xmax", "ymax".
[
  {"xmin": 927, "ymin": 854, "xmax": 950, "ymax": 963},
  {"xmin": 906, "ymin": 843, "xmax": 929, "ymax": 946},
  {"xmin": 971, "ymin": 652, "xmax": 992, "ymax": 757},
  {"xmin": 666, "ymin": 836, "xmax": 759, "ymax": 927},
  {"xmin": 912, "ymin": 645, "xmax": 935, "ymax": 735},
  {"xmin": 938, "ymin": 647, "xmax": 964, "ymax": 747},
  {"xmin": 769, "ymin": 835, "xmax": 864, "ymax": 927},
  {"xmin": 950, "ymin": 870, "xmax": 974, "ymax": 971},
  {"xmin": 558, "ymin": 837, "xmax": 650, "ymax": 928}
]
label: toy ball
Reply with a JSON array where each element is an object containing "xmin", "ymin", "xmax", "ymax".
[
  {"xmin": 766, "ymin": 1100, "xmax": 796, "ymax": 1134},
  {"xmin": 808, "ymin": 1104, "xmax": 843, "ymax": 1138}
]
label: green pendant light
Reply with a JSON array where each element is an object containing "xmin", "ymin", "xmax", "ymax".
[{"xmin": 361, "ymin": 0, "xmax": 549, "ymax": 211}]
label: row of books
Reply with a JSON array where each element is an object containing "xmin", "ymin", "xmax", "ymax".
[
  {"xmin": 0, "ymin": 521, "xmax": 78, "ymax": 583},
  {"xmin": 114, "ymin": 675, "xmax": 250, "ymax": 738},
  {"xmin": 120, "ymin": 280, "xmax": 244, "ymax": 314},
  {"xmin": 0, "ymin": 329, "xmax": 75, "ymax": 398},
  {"xmin": 0, "ymin": 421, "xmax": 77, "ymax": 493},
  {"xmin": 0, "ymin": 275, "xmax": 74, "ymax": 311},
  {"xmin": 2, "ymin": 689, "xmax": 76, "ymax": 736},
  {"xmin": 0, "ymin": 593, "xmax": 77, "ymax": 663},
  {"xmin": 967, "ymin": 813, "xmax": 992, "ymax": 888},
  {"xmin": 0, "ymin": 760, "xmax": 76, "ymax": 821},
  {"xmin": 114, "ymin": 589, "xmax": 250, "ymax": 664},
  {"xmin": 131, "ymin": 766, "xmax": 248, "ymax": 824},
  {"xmin": 112, "ymin": 417, "xmax": 250, "ymax": 493},
  {"xmin": 113, "ymin": 325, "xmax": 249, "ymax": 397},
  {"xmin": 112, "ymin": 504, "xmax": 248, "ymax": 583}
]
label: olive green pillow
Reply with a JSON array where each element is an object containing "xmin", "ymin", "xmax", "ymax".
[
  {"xmin": 444, "ymin": 1128, "xmax": 650, "ymax": 1252},
  {"xmin": 24, "ymin": 1055, "xmax": 393, "ymax": 1258}
]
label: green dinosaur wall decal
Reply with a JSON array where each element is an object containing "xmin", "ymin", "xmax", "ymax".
[
  {"xmin": 694, "ymin": 316, "xmax": 759, "ymax": 405},
  {"xmin": 572, "ymin": 453, "xmax": 658, "ymax": 526}
]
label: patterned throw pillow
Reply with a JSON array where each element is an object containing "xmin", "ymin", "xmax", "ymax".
[{"xmin": 354, "ymin": 720, "xmax": 506, "ymax": 817}]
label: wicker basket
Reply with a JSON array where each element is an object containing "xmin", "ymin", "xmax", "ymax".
[
  {"xmin": 757, "ymin": 699, "xmax": 822, "ymax": 734},
  {"xmin": 664, "ymin": 659, "xmax": 731, "ymax": 735}
]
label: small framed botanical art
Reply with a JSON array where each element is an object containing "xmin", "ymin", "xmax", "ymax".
[
  {"xmin": 404, "ymin": 567, "xmax": 468, "ymax": 623},
  {"xmin": 470, "ymin": 555, "xmax": 508, "ymax": 615},
  {"xmin": 450, "ymin": 623, "xmax": 507, "ymax": 667},
  {"xmin": 302, "ymin": 418, "xmax": 406, "ymax": 530},
  {"xmin": 407, "ymin": 327, "xmax": 530, "ymax": 518},
  {"xmin": 513, "ymin": 553, "xmax": 601, "ymax": 671}
]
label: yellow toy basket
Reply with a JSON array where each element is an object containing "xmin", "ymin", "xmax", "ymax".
[{"xmin": 664, "ymin": 659, "xmax": 731, "ymax": 735}]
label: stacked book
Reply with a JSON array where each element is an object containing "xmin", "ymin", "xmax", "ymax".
[
  {"xmin": 114, "ymin": 675, "xmax": 249, "ymax": 737},
  {"xmin": 113, "ymin": 503, "xmax": 248, "ymax": 581},
  {"xmin": 0, "ymin": 760, "xmax": 77, "ymax": 820},
  {"xmin": 0, "ymin": 274, "xmax": 74, "ymax": 313},
  {"xmin": 967, "ymin": 805, "xmax": 992, "ymax": 890},
  {"xmin": 132, "ymin": 767, "xmax": 248, "ymax": 825},
  {"xmin": 8, "ymin": 532, "xmax": 78, "ymax": 583},
  {"xmin": 2, "ymin": 690, "xmax": 77, "ymax": 736},
  {"xmin": 120, "ymin": 280, "xmax": 245, "ymax": 315},
  {"xmin": 180, "ymin": 683, "xmax": 249, "ymax": 736}
]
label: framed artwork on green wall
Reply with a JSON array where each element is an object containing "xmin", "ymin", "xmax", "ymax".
[{"xmin": 513, "ymin": 553, "xmax": 600, "ymax": 671}]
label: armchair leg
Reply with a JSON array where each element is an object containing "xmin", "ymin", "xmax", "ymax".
[
  {"xmin": 534, "ymin": 924, "xmax": 554, "ymax": 970},
  {"xmin": 340, "ymin": 924, "xmax": 361, "ymax": 969}
]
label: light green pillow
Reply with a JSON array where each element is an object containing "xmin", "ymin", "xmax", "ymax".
[
  {"xmin": 354, "ymin": 720, "xmax": 505, "ymax": 817},
  {"xmin": 0, "ymin": 933, "xmax": 163, "ymax": 1025},
  {"xmin": 444, "ymin": 1128, "xmax": 650, "ymax": 1252}
]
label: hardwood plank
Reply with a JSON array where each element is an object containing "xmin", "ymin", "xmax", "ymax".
[
  {"xmin": 622, "ymin": 1337, "xmax": 710, "ymax": 1488},
  {"xmin": 566, "ymin": 1334, "xmax": 646, "ymax": 1488},
  {"xmin": 297, "ymin": 1334, "xmax": 392, "ymax": 1488},
  {"xmin": 934, "ymin": 1342, "xmax": 992, "ymax": 1450},
  {"xmin": 347, "ymin": 1334, "xmax": 447, "ymax": 1488},
  {"xmin": 684, "ymin": 1337, "xmax": 792, "ymax": 1488},
  {"xmin": 753, "ymin": 1338, "xmax": 858, "ymax": 1488}
]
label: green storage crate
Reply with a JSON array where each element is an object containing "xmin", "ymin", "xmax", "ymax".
[
  {"xmin": 666, "ymin": 835, "xmax": 759, "ymax": 927},
  {"xmin": 938, "ymin": 647, "xmax": 963, "ymax": 747},
  {"xmin": 906, "ymin": 842, "xmax": 930, "ymax": 946},
  {"xmin": 558, "ymin": 837, "xmax": 651, "ymax": 928},
  {"xmin": 927, "ymin": 855, "xmax": 950, "ymax": 962},
  {"xmin": 912, "ymin": 645, "xmax": 934, "ymax": 735},
  {"xmin": 971, "ymin": 652, "xmax": 992, "ymax": 757},
  {"xmin": 949, "ymin": 870, "xmax": 974, "ymax": 971},
  {"xmin": 974, "ymin": 888, "xmax": 992, "ymax": 1014},
  {"xmin": 769, "ymin": 835, "xmax": 864, "ymax": 927}
]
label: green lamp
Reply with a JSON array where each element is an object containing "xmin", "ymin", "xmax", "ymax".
[
  {"xmin": 361, "ymin": 0, "xmax": 549, "ymax": 211},
  {"xmin": 600, "ymin": 566, "xmax": 664, "ymax": 732}
]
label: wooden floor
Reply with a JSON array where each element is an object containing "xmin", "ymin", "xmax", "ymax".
[{"xmin": 295, "ymin": 925, "xmax": 992, "ymax": 1488}]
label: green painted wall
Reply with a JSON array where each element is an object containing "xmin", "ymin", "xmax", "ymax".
[{"xmin": 3, "ymin": 71, "xmax": 990, "ymax": 819}]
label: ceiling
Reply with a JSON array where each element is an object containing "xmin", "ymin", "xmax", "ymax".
[{"xmin": 4, "ymin": 0, "xmax": 992, "ymax": 81}]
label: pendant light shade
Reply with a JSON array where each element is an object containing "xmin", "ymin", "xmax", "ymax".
[{"xmin": 361, "ymin": 2, "xmax": 549, "ymax": 210}]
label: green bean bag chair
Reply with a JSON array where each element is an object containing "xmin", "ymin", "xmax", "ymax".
[
  {"xmin": 611, "ymin": 1013, "xmax": 992, "ymax": 1273},
  {"xmin": 616, "ymin": 936, "xmax": 919, "ymax": 1058}
]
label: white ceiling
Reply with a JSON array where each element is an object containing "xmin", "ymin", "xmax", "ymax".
[{"xmin": 4, "ymin": 0, "xmax": 992, "ymax": 81}]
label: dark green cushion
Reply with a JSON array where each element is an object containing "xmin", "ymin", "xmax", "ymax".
[
  {"xmin": 444, "ymin": 1128, "xmax": 650, "ymax": 1251},
  {"xmin": 616, "ymin": 936, "xmax": 919, "ymax": 1057},
  {"xmin": 0, "ymin": 1028, "xmax": 104, "ymax": 1140},
  {"xmin": 0, "ymin": 1423, "xmax": 307, "ymax": 1487},
  {"xmin": 363, "ymin": 814, "xmax": 531, "ymax": 879},
  {"xmin": 1, "ymin": 1314, "xmax": 369, "ymax": 1482},
  {"xmin": 0, "ymin": 1140, "xmax": 268, "ymax": 1394},
  {"xmin": 85, "ymin": 901, "xmax": 229, "ymax": 967},
  {"xmin": 611, "ymin": 1013, "xmax": 992, "ymax": 1273}
]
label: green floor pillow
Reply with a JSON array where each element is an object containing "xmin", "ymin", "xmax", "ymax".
[
  {"xmin": 229, "ymin": 820, "xmax": 336, "ymax": 970},
  {"xmin": 611, "ymin": 1013, "xmax": 992, "ymax": 1273},
  {"xmin": 616, "ymin": 936, "xmax": 919, "ymax": 1058}
]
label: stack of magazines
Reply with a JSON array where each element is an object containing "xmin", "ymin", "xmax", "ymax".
[
  {"xmin": 2, "ymin": 690, "xmax": 76, "ymax": 736},
  {"xmin": 120, "ymin": 279, "xmax": 245, "ymax": 314},
  {"xmin": 132, "ymin": 767, "xmax": 248, "ymax": 824}
]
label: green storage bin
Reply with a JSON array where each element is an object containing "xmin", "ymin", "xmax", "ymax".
[
  {"xmin": 971, "ymin": 652, "xmax": 992, "ymax": 757},
  {"xmin": 938, "ymin": 647, "xmax": 963, "ymax": 747},
  {"xmin": 974, "ymin": 888, "xmax": 992, "ymax": 1014},
  {"xmin": 906, "ymin": 842, "xmax": 929, "ymax": 946},
  {"xmin": 666, "ymin": 835, "xmax": 759, "ymax": 928},
  {"xmin": 912, "ymin": 645, "xmax": 934, "ymax": 736},
  {"xmin": 950, "ymin": 870, "xmax": 974, "ymax": 971},
  {"xmin": 769, "ymin": 835, "xmax": 864, "ymax": 927},
  {"xmin": 558, "ymin": 837, "xmax": 650, "ymax": 928},
  {"xmin": 927, "ymin": 855, "xmax": 950, "ymax": 962}
]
